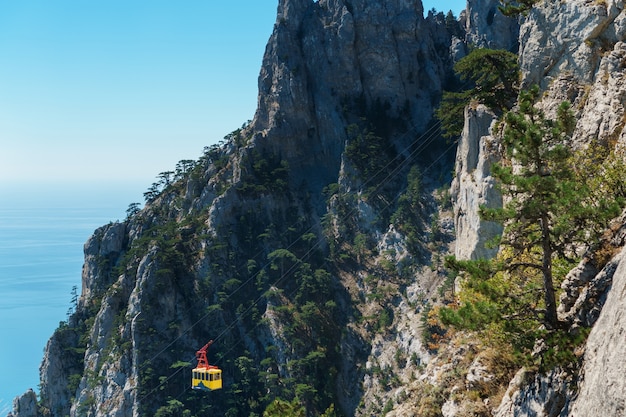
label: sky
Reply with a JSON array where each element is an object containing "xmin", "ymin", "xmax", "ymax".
[{"xmin": 0, "ymin": 0, "xmax": 466, "ymax": 190}]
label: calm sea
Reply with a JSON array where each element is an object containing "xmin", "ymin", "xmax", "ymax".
[{"xmin": 0, "ymin": 182, "xmax": 146, "ymax": 414}]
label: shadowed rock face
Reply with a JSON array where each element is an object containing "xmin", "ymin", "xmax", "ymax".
[{"xmin": 252, "ymin": 0, "xmax": 452, "ymax": 194}]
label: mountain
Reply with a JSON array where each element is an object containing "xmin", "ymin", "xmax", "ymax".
[{"xmin": 8, "ymin": 0, "xmax": 626, "ymax": 416}]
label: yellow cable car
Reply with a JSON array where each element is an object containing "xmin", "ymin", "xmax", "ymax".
[{"xmin": 191, "ymin": 340, "xmax": 222, "ymax": 391}]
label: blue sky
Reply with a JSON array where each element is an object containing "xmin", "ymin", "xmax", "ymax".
[{"xmin": 0, "ymin": 0, "xmax": 466, "ymax": 187}]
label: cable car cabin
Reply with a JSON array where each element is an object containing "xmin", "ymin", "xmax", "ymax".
[
  {"xmin": 192, "ymin": 340, "xmax": 222, "ymax": 391},
  {"xmin": 192, "ymin": 367, "xmax": 222, "ymax": 391}
]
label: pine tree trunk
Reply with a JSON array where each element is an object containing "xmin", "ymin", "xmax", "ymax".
[{"xmin": 541, "ymin": 214, "xmax": 558, "ymax": 329}]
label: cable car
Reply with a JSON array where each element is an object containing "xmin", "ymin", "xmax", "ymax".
[{"xmin": 191, "ymin": 340, "xmax": 222, "ymax": 391}]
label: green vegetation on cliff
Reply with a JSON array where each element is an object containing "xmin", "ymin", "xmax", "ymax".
[
  {"xmin": 436, "ymin": 48, "xmax": 519, "ymax": 138},
  {"xmin": 442, "ymin": 86, "xmax": 626, "ymax": 369}
]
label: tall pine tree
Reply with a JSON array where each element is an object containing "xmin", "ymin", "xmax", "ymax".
[{"xmin": 446, "ymin": 86, "xmax": 626, "ymax": 333}]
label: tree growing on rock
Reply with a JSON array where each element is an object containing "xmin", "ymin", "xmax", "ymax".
[
  {"xmin": 436, "ymin": 48, "xmax": 520, "ymax": 138},
  {"xmin": 443, "ymin": 86, "xmax": 626, "ymax": 355},
  {"xmin": 499, "ymin": 0, "xmax": 539, "ymax": 16}
]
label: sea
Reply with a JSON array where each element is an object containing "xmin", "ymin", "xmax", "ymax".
[{"xmin": 0, "ymin": 181, "xmax": 146, "ymax": 415}]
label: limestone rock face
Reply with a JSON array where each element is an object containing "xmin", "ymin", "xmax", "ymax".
[
  {"xmin": 30, "ymin": 222, "xmax": 139, "ymax": 417},
  {"xmin": 464, "ymin": 0, "xmax": 519, "ymax": 50},
  {"xmin": 518, "ymin": 0, "xmax": 626, "ymax": 151},
  {"xmin": 8, "ymin": 390, "xmax": 37, "ymax": 417},
  {"xmin": 38, "ymin": 330, "xmax": 79, "ymax": 417},
  {"xmin": 10, "ymin": 2, "xmax": 466, "ymax": 416},
  {"xmin": 518, "ymin": 0, "xmax": 626, "ymax": 148},
  {"xmin": 558, "ymin": 213, "xmax": 626, "ymax": 328},
  {"xmin": 487, "ymin": 1, "xmax": 626, "ymax": 415},
  {"xmin": 489, "ymin": 213, "xmax": 626, "ymax": 417},
  {"xmin": 450, "ymin": 105, "xmax": 502, "ymax": 261},
  {"xmin": 494, "ymin": 239, "xmax": 626, "ymax": 417},
  {"xmin": 568, "ymin": 247, "xmax": 626, "ymax": 416},
  {"xmin": 81, "ymin": 222, "xmax": 127, "ymax": 304},
  {"xmin": 494, "ymin": 368, "xmax": 573, "ymax": 417},
  {"xmin": 519, "ymin": 0, "xmax": 623, "ymax": 88},
  {"xmin": 572, "ymin": 41, "xmax": 626, "ymax": 148}
]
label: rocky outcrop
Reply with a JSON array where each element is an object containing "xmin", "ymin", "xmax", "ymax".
[
  {"xmin": 33, "ymin": 222, "xmax": 137, "ymax": 417},
  {"xmin": 488, "ymin": 212, "xmax": 626, "ymax": 417},
  {"xmin": 38, "ymin": 329, "xmax": 79, "ymax": 417},
  {"xmin": 8, "ymin": 389, "xmax": 37, "ymax": 417},
  {"xmin": 488, "ymin": 1, "xmax": 626, "ymax": 414},
  {"xmin": 494, "ymin": 368, "xmax": 573, "ymax": 417},
  {"xmin": 568, "ymin": 245, "xmax": 626, "ymax": 416},
  {"xmin": 252, "ymin": 0, "xmax": 454, "ymax": 194},
  {"xmin": 572, "ymin": 40, "xmax": 626, "ymax": 148},
  {"xmin": 438, "ymin": 0, "xmax": 626, "ymax": 414},
  {"xmin": 450, "ymin": 105, "xmax": 502, "ymax": 261},
  {"xmin": 517, "ymin": 0, "xmax": 626, "ymax": 150},
  {"xmin": 446, "ymin": 0, "xmax": 518, "ymax": 265},
  {"xmin": 80, "ymin": 222, "xmax": 126, "ymax": 306},
  {"xmin": 515, "ymin": 0, "xmax": 626, "ymax": 156},
  {"xmin": 463, "ymin": 0, "xmax": 519, "ymax": 50},
  {"xmin": 559, "ymin": 214, "xmax": 626, "ymax": 327},
  {"xmin": 519, "ymin": 0, "xmax": 626, "ymax": 89},
  {"xmin": 494, "ymin": 239, "xmax": 626, "ymax": 417}
]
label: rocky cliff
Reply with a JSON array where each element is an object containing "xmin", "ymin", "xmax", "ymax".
[
  {"xmin": 493, "ymin": 0, "xmax": 626, "ymax": 416},
  {"xmin": 450, "ymin": 104, "xmax": 502, "ymax": 261},
  {"xmin": 10, "ymin": 0, "xmax": 626, "ymax": 416}
]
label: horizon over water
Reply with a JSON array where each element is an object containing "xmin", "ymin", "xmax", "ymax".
[{"xmin": 0, "ymin": 180, "xmax": 146, "ymax": 414}]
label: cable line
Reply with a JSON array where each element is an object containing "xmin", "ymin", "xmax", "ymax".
[{"xmin": 134, "ymin": 38, "xmax": 522, "ymax": 403}]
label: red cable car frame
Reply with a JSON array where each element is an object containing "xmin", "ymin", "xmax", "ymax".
[{"xmin": 191, "ymin": 340, "xmax": 222, "ymax": 391}]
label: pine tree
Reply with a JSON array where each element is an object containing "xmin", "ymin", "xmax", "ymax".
[
  {"xmin": 446, "ymin": 86, "xmax": 626, "ymax": 332},
  {"xmin": 485, "ymin": 86, "xmax": 577, "ymax": 328},
  {"xmin": 436, "ymin": 48, "xmax": 519, "ymax": 138}
]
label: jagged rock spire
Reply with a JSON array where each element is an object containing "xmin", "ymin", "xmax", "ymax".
[{"xmin": 276, "ymin": 0, "xmax": 311, "ymax": 29}]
